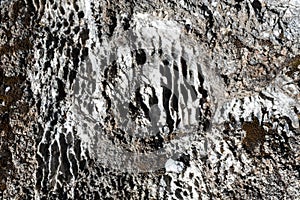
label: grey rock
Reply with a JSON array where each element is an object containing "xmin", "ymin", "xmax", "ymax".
[{"xmin": 0, "ymin": 0, "xmax": 299, "ymax": 199}]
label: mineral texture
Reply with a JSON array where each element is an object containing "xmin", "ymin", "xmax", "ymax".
[{"xmin": 0, "ymin": 0, "xmax": 299, "ymax": 199}]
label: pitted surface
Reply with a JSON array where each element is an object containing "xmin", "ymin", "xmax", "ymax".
[{"xmin": 0, "ymin": 0, "xmax": 299, "ymax": 199}]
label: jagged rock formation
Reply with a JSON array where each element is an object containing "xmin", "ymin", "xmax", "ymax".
[{"xmin": 0, "ymin": 0, "xmax": 299, "ymax": 199}]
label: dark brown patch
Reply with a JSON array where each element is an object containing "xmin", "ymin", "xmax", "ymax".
[
  {"xmin": 0, "ymin": 0, "xmax": 36, "ymax": 194},
  {"xmin": 11, "ymin": 0, "xmax": 25, "ymax": 21},
  {"xmin": 0, "ymin": 38, "xmax": 33, "ymax": 57},
  {"xmin": 0, "ymin": 183, "xmax": 6, "ymax": 191},
  {"xmin": 258, "ymin": 39, "xmax": 273, "ymax": 47},
  {"xmin": 0, "ymin": 73, "xmax": 26, "ymax": 191},
  {"xmin": 285, "ymin": 55, "xmax": 300, "ymax": 77},
  {"xmin": 242, "ymin": 117, "xmax": 266, "ymax": 152},
  {"xmin": 232, "ymin": 37, "xmax": 244, "ymax": 48},
  {"xmin": 0, "ymin": 0, "xmax": 34, "ymax": 58}
]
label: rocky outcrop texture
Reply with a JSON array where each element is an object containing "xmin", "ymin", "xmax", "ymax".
[{"xmin": 0, "ymin": 0, "xmax": 299, "ymax": 199}]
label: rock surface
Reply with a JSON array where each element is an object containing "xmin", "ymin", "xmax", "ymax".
[{"xmin": 0, "ymin": 0, "xmax": 299, "ymax": 199}]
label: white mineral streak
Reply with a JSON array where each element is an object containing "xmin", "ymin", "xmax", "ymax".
[
  {"xmin": 213, "ymin": 73, "xmax": 300, "ymax": 129},
  {"xmin": 165, "ymin": 158, "xmax": 184, "ymax": 173}
]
